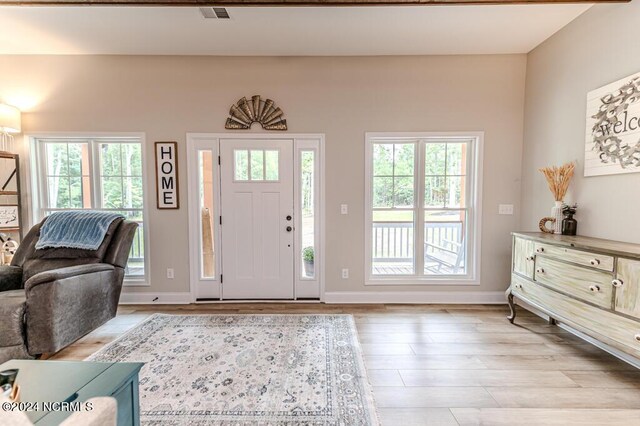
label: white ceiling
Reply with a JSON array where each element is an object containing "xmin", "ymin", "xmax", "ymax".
[{"xmin": 0, "ymin": 5, "xmax": 591, "ymax": 56}]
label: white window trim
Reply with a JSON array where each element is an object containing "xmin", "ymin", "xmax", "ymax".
[
  {"xmin": 25, "ymin": 132, "xmax": 151, "ymax": 287},
  {"xmin": 364, "ymin": 132, "xmax": 483, "ymax": 286}
]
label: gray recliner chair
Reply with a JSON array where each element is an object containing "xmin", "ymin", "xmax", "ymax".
[{"xmin": 0, "ymin": 217, "xmax": 137, "ymax": 363}]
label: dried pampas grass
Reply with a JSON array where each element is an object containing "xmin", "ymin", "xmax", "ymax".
[{"xmin": 539, "ymin": 162, "xmax": 575, "ymax": 201}]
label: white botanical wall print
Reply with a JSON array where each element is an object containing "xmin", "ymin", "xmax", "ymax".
[
  {"xmin": 0, "ymin": 205, "xmax": 19, "ymax": 229},
  {"xmin": 585, "ymin": 71, "xmax": 640, "ymax": 177}
]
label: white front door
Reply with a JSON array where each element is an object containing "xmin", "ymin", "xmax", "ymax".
[{"xmin": 220, "ymin": 139, "xmax": 294, "ymax": 299}]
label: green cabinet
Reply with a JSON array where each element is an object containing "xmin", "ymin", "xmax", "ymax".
[{"xmin": 0, "ymin": 360, "xmax": 143, "ymax": 425}]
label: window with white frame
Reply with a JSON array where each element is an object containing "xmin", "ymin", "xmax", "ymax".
[
  {"xmin": 233, "ymin": 149, "xmax": 279, "ymax": 181},
  {"xmin": 32, "ymin": 137, "xmax": 148, "ymax": 282},
  {"xmin": 365, "ymin": 133, "xmax": 482, "ymax": 284}
]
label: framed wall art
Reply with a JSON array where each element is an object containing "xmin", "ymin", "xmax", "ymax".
[
  {"xmin": 0, "ymin": 205, "xmax": 20, "ymax": 229},
  {"xmin": 585, "ymin": 71, "xmax": 640, "ymax": 177}
]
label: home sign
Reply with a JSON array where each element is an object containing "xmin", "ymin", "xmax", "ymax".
[{"xmin": 155, "ymin": 141, "xmax": 179, "ymax": 209}]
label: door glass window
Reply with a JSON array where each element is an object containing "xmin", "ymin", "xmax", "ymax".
[
  {"xmin": 265, "ymin": 150, "xmax": 279, "ymax": 181},
  {"xmin": 234, "ymin": 149, "xmax": 279, "ymax": 182},
  {"xmin": 250, "ymin": 150, "xmax": 264, "ymax": 181},
  {"xmin": 234, "ymin": 150, "xmax": 249, "ymax": 181}
]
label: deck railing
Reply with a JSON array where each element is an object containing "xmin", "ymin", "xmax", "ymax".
[
  {"xmin": 129, "ymin": 221, "xmax": 144, "ymax": 262},
  {"xmin": 126, "ymin": 221, "xmax": 145, "ymax": 276},
  {"xmin": 372, "ymin": 221, "xmax": 463, "ymax": 262}
]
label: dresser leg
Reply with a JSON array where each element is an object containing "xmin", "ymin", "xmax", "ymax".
[{"xmin": 506, "ymin": 288, "xmax": 516, "ymax": 324}]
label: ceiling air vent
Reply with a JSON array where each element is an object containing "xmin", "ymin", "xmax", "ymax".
[{"xmin": 199, "ymin": 7, "xmax": 231, "ymax": 19}]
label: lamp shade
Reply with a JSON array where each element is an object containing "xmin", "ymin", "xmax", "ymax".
[{"xmin": 0, "ymin": 104, "xmax": 21, "ymax": 134}]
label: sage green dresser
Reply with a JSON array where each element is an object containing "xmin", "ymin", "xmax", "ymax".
[{"xmin": 508, "ymin": 232, "xmax": 640, "ymax": 366}]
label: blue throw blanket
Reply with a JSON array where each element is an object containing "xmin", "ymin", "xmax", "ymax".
[{"xmin": 35, "ymin": 211, "xmax": 124, "ymax": 251}]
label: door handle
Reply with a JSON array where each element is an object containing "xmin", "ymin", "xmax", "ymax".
[
  {"xmin": 286, "ymin": 215, "xmax": 292, "ymax": 221},
  {"xmin": 286, "ymin": 226, "xmax": 292, "ymax": 232}
]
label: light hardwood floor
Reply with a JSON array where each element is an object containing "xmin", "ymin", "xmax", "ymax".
[{"xmin": 51, "ymin": 303, "xmax": 640, "ymax": 425}]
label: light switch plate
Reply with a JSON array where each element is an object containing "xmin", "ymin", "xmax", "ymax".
[
  {"xmin": 498, "ymin": 204, "xmax": 514, "ymax": 215},
  {"xmin": 166, "ymin": 268, "xmax": 175, "ymax": 279},
  {"xmin": 341, "ymin": 204, "xmax": 348, "ymax": 215}
]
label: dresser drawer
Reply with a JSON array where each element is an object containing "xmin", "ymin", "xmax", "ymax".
[
  {"xmin": 534, "ymin": 242, "xmax": 614, "ymax": 272},
  {"xmin": 615, "ymin": 258, "xmax": 640, "ymax": 320},
  {"xmin": 534, "ymin": 256, "xmax": 613, "ymax": 309},
  {"xmin": 513, "ymin": 236, "xmax": 535, "ymax": 279},
  {"xmin": 511, "ymin": 274, "xmax": 640, "ymax": 358}
]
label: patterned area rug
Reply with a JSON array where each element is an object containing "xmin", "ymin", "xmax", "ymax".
[{"xmin": 87, "ymin": 314, "xmax": 379, "ymax": 425}]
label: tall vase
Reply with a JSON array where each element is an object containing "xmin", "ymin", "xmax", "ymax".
[{"xmin": 551, "ymin": 201, "xmax": 563, "ymax": 234}]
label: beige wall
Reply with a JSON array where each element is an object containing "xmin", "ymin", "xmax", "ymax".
[
  {"xmin": 0, "ymin": 55, "xmax": 526, "ymax": 296},
  {"xmin": 522, "ymin": 2, "xmax": 640, "ymax": 243}
]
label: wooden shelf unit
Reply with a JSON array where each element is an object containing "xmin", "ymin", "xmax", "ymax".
[{"xmin": 0, "ymin": 153, "xmax": 23, "ymax": 241}]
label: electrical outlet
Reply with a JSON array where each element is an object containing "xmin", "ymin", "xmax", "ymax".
[
  {"xmin": 166, "ymin": 268, "xmax": 175, "ymax": 279},
  {"xmin": 341, "ymin": 204, "xmax": 348, "ymax": 215},
  {"xmin": 498, "ymin": 204, "xmax": 514, "ymax": 215},
  {"xmin": 341, "ymin": 268, "xmax": 349, "ymax": 279}
]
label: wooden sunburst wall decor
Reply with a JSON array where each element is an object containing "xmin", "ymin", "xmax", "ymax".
[{"xmin": 225, "ymin": 95, "xmax": 288, "ymax": 131}]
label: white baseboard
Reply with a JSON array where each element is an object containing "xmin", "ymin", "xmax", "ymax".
[
  {"xmin": 323, "ymin": 291, "xmax": 507, "ymax": 304},
  {"xmin": 119, "ymin": 290, "xmax": 507, "ymax": 305},
  {"xmin": 119, "ymin": 292, "xmax": 192, "ymax": 304}
]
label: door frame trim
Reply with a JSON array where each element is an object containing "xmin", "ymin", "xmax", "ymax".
[{"xmin": 186, "ymin": 132, "xmax": 326, "ymax": 303}]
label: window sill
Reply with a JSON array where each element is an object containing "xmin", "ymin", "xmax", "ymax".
[
  {"xmin": 123, "ymin": 279, "xmax": 150, "ymax": 287},
  {"xmin": 365, "ymin": 277, "xmax": 480, "ymax": 286}
]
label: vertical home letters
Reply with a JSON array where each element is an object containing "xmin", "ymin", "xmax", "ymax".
[{"xmin": 155, "ymin": 142, "xmax": 179, "ymax": 209}]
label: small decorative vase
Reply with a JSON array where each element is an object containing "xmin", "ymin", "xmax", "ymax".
[
  {"xmin": 551, "ymin": 201, "xmax": 563, "ymax": 234},
  {"xmin": 562, "ymin": 212, "xmax": 578, "ymax": 236}
]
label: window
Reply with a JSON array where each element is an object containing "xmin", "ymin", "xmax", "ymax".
[
  {"xmin": 365, "ymin": 133, "xmax": 482, "ymax": 284},
  {"xmin": 198, "ymin": 150, "xmax": 216, "ymax": 279},
  {"xmin": 293, "ymin": 138, "xmax": 322, "ymax": 299},
  {"xmin": 300, "ymin": 150, "xmax": 315, "ymax": 279},
  {"xmin": 32, "ymin": 137, "xmax": 148, "ymax": 283},
  {"xmin": 234, "ymin": 149, "xmax": 279, "ymax": 181},
  {"xmin": 372, "ymin": 143, "xmax": 416, "ymax": 275}
]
